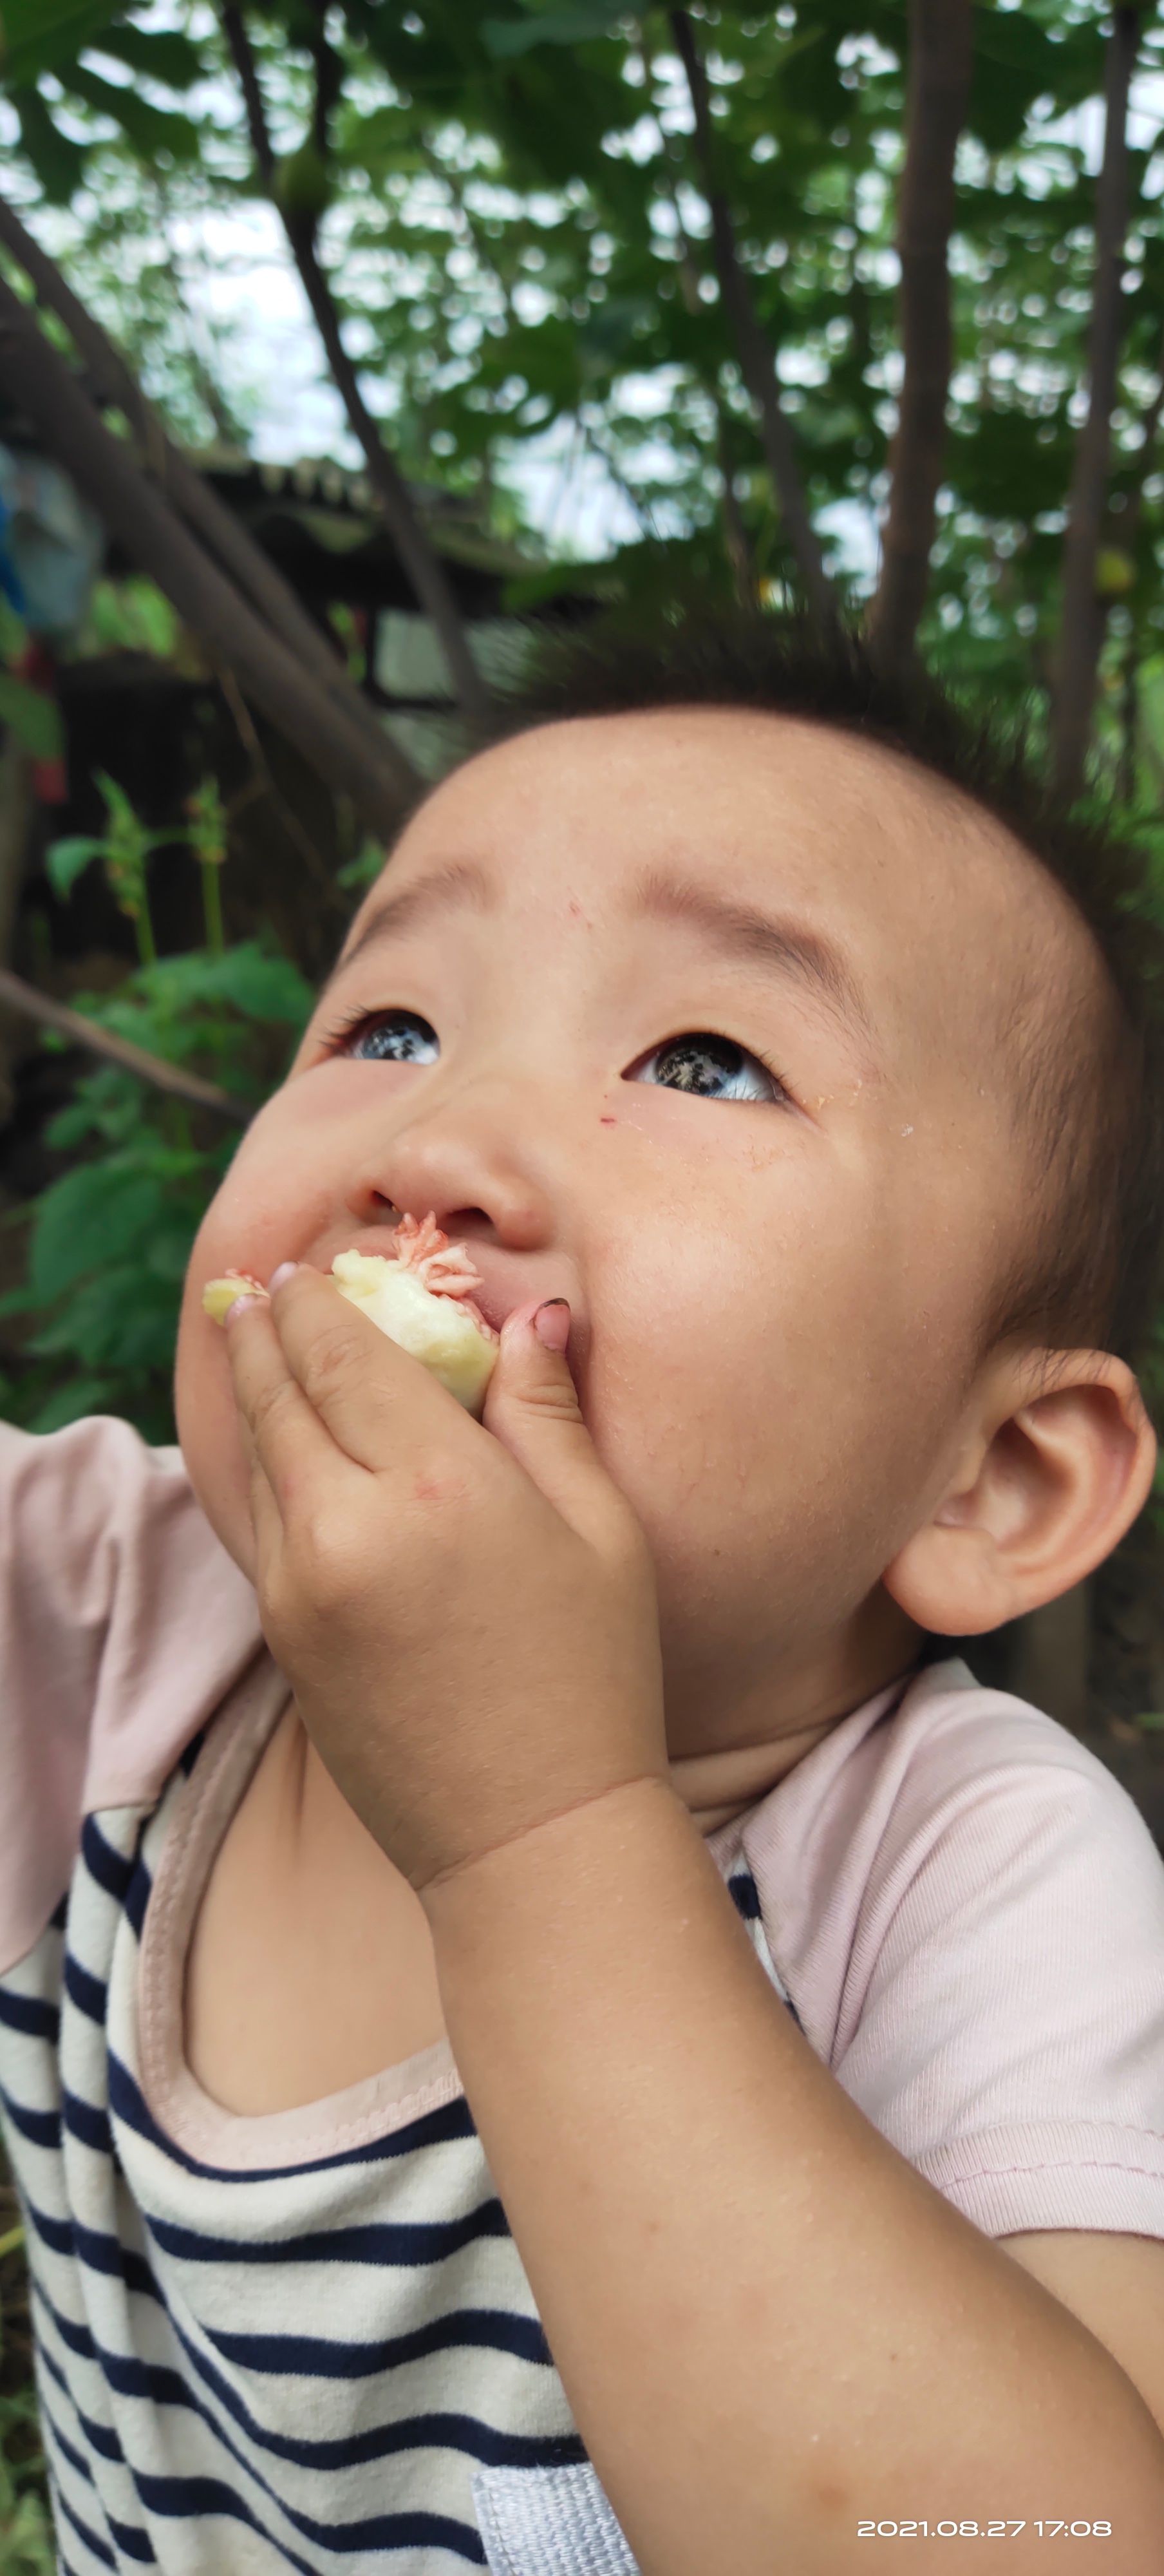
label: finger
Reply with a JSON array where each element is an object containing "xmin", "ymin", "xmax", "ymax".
[
  {"xmin": 232, "ymin": 1367, "xmax": 287, "ymax": 1573},
  {"xmin": 267, "ymin": 1264, "xmax": 458, "ymax": 1475},
  {"xmin": 223, "ymin": 1292, "xmax": 352, "ymax": 1517}
]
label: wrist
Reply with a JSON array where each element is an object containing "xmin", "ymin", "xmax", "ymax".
[{"xmin": 418, "ymin": 1768, "xmax": 682, "ymax": 1934}]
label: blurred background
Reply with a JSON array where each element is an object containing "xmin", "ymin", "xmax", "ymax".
[{"xmin": 1, "ymin": 5, "xmax": 1163, "ymax": 2555}]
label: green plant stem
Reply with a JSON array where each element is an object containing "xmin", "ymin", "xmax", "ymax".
[
  {"xmin": 200, "ymin": 858, "xmax": 225, "ymax": 956},
  {"xmin": 133, "ymin": 904, "xmax": 157, "ymax": 969},
  {"xmin": 162, "ymin": 1097, "xmax": 194, "ymax": 1153},
  {"xmin": 0, "ymin": 2221, "xmax": 26, "ymax": 2259}
]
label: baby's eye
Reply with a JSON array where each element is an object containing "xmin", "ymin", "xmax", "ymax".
[
  {"xmin": 635, "ymin": 1032, "xmax": 789, "ymax": 1106},
  {"xmin": 327, "ymin": 1008, "xmax": 439, "ymax": 1066},
  {"xmin": 321, "ymin": 1007, "xmax": 790, "ymax": 1106}
]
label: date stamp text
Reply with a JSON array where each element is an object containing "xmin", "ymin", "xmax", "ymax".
[{"xmin": 856, "ymin": 2524, "xmax": 1112, "ymax": 2541}]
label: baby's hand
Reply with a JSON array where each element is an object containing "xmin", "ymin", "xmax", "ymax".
[{"xmin": 219, "ymin": 1262, "xmax": 669, "ymax": 1899}]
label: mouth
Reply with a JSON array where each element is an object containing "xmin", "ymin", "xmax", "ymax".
[{"xmin": 324, "ymin": 1229, "xmax": 574, "ymax": 1345}]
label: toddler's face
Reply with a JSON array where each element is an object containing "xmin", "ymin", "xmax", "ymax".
[{"xmin": 176, "ymin": 708, "xmax": 1083, "ymax": 1792}]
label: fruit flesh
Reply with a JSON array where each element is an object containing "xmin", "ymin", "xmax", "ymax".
[{"xmin": 202, "ymin": 1213, "xmax": 501, "ymax": 1417}]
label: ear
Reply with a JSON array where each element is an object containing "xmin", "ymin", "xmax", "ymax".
[{"xmin": 882, "ymin": 1350, "xmax": 1158, "ymax": 1637}]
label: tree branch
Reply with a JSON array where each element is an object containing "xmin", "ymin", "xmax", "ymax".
[
  {"xmin": 213, "ymin": 656, "xmax": 349, "ymax": 918},
  {"xmin": 1104, "ymin": 314, "xmax": 1164, "ymax": 568},
  {"xmin": 865, "ymin": 0, "xmax": 974, "ymax": 671},
  {"xmin": 715, "ymin": 402, "xmax": 756, "ymax": 609},
  {"xmin": 1051, "ymin": 3, "xmax": 1142, "ymax": 799},
  {"xmin": 0, "ymin": 967, "xmax": 252, "ymax": 1124},
  {"xmin": 0, "ymin": 187, "xmax": 393, "ymax": 767},
  {"xmin": 222, "ymin": 0, "xmax": 274, "ymax": 187},
  {"xmin": 639, "ymin": 37, "xmax": 756, "ymax": 605},
  {"xmin": 668, "ymin": 7, "xmax": 838, "ymax": 635},
  {"xmin": 220, "ymin": 1, "xmax": 489, "ymax": 721},
  {"xmin": 0, "ymin": 273, "xmax": 417, "ymax": 837},
  {"xmin": 1109, "ymin": 319, "xmax": 1164, "ymax": 802}
]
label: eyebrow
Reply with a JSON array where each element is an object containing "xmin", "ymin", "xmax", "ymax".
[{"xmin": 317, "ymin": 855, "xmax": 881, "ymax": 1073}]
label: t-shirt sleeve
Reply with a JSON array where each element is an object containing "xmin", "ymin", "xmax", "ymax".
[
  {"xmin": 0, "ymin": 1412, "xmax": 262, "ymax": 1975},
  {"xmin": 828, "ymin": 1721, "xmax": 1164, "ymax": 2240}
]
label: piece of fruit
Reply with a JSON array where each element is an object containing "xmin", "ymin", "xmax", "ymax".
[
  {"xmin": 202, "ymin": 1269, "xmax": 267, "ymax": 1325},
  {"xmin": 202, "ymin": 1212, "xmax": 501, "ymax": 1417}
]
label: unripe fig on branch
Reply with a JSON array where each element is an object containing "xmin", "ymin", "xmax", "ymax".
[{"xmin": 273, "ymin": 142, "xmax": 332, "ymax": 225}]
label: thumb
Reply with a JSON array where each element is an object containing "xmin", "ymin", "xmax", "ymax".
[{"xmin": 483, "ymin": 1298, "xmax": 615, "ymax": 1540}]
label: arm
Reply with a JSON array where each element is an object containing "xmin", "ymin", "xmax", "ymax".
[
  {"xmin": 0, "ymin": 1414, "xmax": 250, "ymax": 1978},
  {"xmin": 423, "ymin": 1776, "xmax": 1164, "ymax": 2576}
]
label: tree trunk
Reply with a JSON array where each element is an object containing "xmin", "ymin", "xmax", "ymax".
[
  {"xmin": 0, "ymin": 190, "xmax": 395, "ymax": 771},
  {"xmin": 641, "ymin": 39, "xmax": 760, "ymax": 614},
  {"xmin": 0, "ymin": 746, "xmax": 35, "ymax": 1128},
  {"xmin": 0, "ymin": 967, "xmax": 252, "ymax": 1122},
  {"xmin": 717, "ymin": 404, "xmax": 757, "ymax": 610},
  {"xmin": 1104, "ymin": 317, "xmax": 1164, "ymax": 800},
  {"xmin": 865, "ymin": 0, "xmax": 974, "ymax": 672},
  {"xmin": 291, "ymin": 231, "xmax": 491, "ymax": 721},
  {"xmin": 669, "ymin": 7, "xmax": 839, "ymax": 636},
  {"xmin": 220, "ymin": 1, "xmax": 489, "ymax": 722},
  {"xmin": 0, "ymin": 278, "xmax": 417, "ymax": 840},
  {"xmin": 1050, "ymin": 5, "xmax": 1141, "ymax": 800}
]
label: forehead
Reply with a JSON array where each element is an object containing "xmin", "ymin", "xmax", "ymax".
[{"xmin": 361, "ymin": 708, "xmax": 1084, "ymax": 1084}]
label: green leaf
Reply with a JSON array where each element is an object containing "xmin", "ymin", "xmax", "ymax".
[
  {"xmin": 86, "ymin": 576, "xmax": 179, "ymax": 659},
  {"xmin": 26, "ymin": 1258, "xmax": 180, "ymax": 1365},
  {"xmin": 336, "ymin": 838, "xmax": 385, "ymax": 891},
  {"xmin": 27, "ymin": 1160, "xmax": 170, "ymax": 1301},
  {"xmin": 44, "ymin": 835, "xmax": 108, "ymax": 900},
  {"xmin": 482, "ymin": 3, "xmax": 628, "ymax": 59},
  {"xmin": 0, "ymin": 674, "xmax": 63, "ymax": 759},
  {"xmin": 62, "ymin": 62, "xmax": 200, "ymax": 160},
  {"xmin": 126, "ymin": 580, "xmax": 178, "ymax": 659},
  {"xmin": 26, "ymin": 1372, "xmax": 119, "ymax": 1434},
  {"xmin": 92, "ymin": 21, "xmax": 207, "ymax": 89},
  {"xmin": 11, "ymin": 81, "xmax": 89, "ymax": 201},
  {"xmin": 500, "ymin": 558, "xmax": 620, "ymax": 612},
  {"xmin": 170, "ymin": 942, "xmax": 314, "ymax": 1027},
  {"xmin": 0, "ymin": 0, "xmax": 126, "ymax": 86},
  {"xmin": 93, "ymin": 768, "xmax": 136, "ymax": 833},
  {"xmin": 42, "ymin": 1065, "xmax": 139, "ymax": 1148},
  {"xmin": 142, "ymin": 1224, "xmax": 197, "ymax": 1286}
]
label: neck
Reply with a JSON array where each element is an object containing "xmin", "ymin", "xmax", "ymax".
[{"xmin": 670, "ymin": 1598, "xmax": 931, "ymax": 1837}]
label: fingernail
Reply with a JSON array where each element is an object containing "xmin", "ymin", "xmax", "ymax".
[
  {"xmin": 225, "ymin": 1294, "xmax": 260, "ymax": 1326},
  {"xmin": 268, "ymin": 1262, "xmax": 299, "ymax": 1292},
  {"xmin": 533, "ymin": 1298, "xmax": 570, "ymax": 1351}
]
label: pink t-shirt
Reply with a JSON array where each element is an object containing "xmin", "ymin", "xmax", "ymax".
[
  {"xmin": 3, "ymin": 1408, "xmax": 1164, "ymax": 2244},
  {"xmin": 5, "ymin": 1411, "xmax": 1164, "ymax": 2573}
]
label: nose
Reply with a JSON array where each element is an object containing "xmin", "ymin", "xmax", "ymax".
[{"xmin": 344, "ymin": 1071, "xmax": 572, "ymax": 1260}]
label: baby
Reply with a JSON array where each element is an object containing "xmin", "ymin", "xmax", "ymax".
[{"xmin": 4, "ymin": 609, "xmax": 1164, "ymax": 2576}]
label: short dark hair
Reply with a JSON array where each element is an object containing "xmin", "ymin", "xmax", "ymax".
[{"xmin": 411, "ymin": 603, "xmax": 1164, "ymax": 1392}]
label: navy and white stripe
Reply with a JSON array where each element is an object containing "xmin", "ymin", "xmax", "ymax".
[{"xmin": 1, "ymin": 1743, "xmax": 801, "ymax": 2573}]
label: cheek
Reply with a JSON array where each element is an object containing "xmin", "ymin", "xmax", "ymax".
[
  {"xmin": 575, "ymin": 1220, "xmax": 803, "ymax": 1546},
  {"xmin": 173, "ymin": 1276, "xmax": 254, "ymax": 1567},
  {"xmin": 581, "ymin": 1175, "xmax": 925, "ymax": 1600},
  {"xmin": 173, "ymin": 1123, "xmax": 298, "ymax": 1560},
  {"xmin": 177, "ymin": 1087, "xmax": 326, "ymax": 1359}
]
